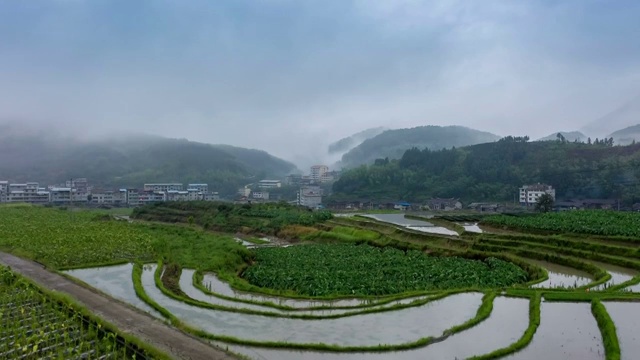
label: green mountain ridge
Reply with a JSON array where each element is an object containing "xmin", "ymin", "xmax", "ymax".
[
  {"xmin": 608, "ymin": 124, "xmax": 640, "ymax": 145},
  {"xmin": 328, "ymin": 127, "xmax": 388, "ymax": 155},
  {"xmin": 537, "ymin": 131, "xmax": 587, "ymax": 142},
  {"xmin": 0, "ymin": 124, "xmax": 296, "ymax": 196},
  {"xmin": 339, "ymin": 125, "xmax": 501, "ymax": 168},
  {"xmin": 332, "ymin": 137, "xmax": 640, "ymax": 204}
]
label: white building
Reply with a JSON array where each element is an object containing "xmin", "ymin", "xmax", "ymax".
[
  {"xmin": 139, "ymin": 191, "xmax": 166, "ymax": 204},
  {"xmin": 91, "ymin": 189, "xmax": 128, "ymax": 205},
  {"xmin": 519, "ymin": 184, "xmax": 556, "ymax": 206},
  {"xmin": 167, "ymin": 190, "xmax": 189, "ymax": 202},
  {"xmin": 8, "ymin": 183, "xmax": 50, "ymax": 204},
  {"xmin": 310, "ymin": 165, "xmax": 329, "ymax": 182},
  {"xmin": 187, "ymin": 184, "xmax": 208, "ymax": 193},
  {"xmin": 204, "ymin": 192, "xmax": 220, "ymax": 201},
  {"xmin": 143, "ymin": 183, "xmax": 183, "ymax": 192},
  {"xmin": 252, "ymin": 191, "xmax": 270, "ymax": 200},
  {"xmin": 298, "ymin": 186, "xmax": 322, "ymax": 208},
  {"xmin": 258, "ymin": 180, "xmax": 282, "ymax": 189},
  {"xmin": 126, "ymin": 189, "xmax": 140, "ymax": 206},
  {"xmin": 0, "ymin": 181, "xmax": 8, "ymax": 202}
]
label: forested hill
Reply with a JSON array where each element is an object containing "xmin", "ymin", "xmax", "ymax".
[
  {"xmin": 339, "ymin": 125, "xmax": 500, "ymax": 168},
  {"xmin": 331, "ymin": 136, "xmax": 640, "ymax": 204},
  {"xmin": 0, "ymin": 125, "xmax": 296, "ymax": 196}
]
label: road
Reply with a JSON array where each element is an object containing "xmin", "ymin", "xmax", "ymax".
[{"xmin": 0, "ymin": 252, "xmax": 237, "ymax": 360}]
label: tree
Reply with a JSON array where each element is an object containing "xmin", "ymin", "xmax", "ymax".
[{"xmin": 535, "ymin": 193, "xmax": 554, "ymax": 213}]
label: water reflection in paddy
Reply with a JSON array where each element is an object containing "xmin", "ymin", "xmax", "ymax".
[{"xmin": 214, "ymin": 296, "xmax": 529, "ymax": 360}]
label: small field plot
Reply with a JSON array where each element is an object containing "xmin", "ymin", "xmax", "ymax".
[
  {"xmin": 504, "ymin": 302, "xmax": 604, "ymax": 360},
  {"xmin": 527, "ymin": 259, "xmax": 592, "ymax": 289},
  {"xmin": 604, "ymin": 302, "xmax": 640, "ymax": 359},
  {"xmin": 243, "ymin": 244, "xmax": 529, "ymax": 296},
  {"xmin": 0, "ymin": 266, "xmax": 151, "ymax": 359},
  {"xmin": 215, "ymin": 296, "xmax": 529, "ymax": 360}
]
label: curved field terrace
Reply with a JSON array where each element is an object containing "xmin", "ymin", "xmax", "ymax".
[{"xmin": 6, "ymin": 204, "xmax": 640, "ymax": 359}]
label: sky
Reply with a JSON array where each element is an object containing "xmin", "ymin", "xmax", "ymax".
[{"xmin": 1, "ymin": 0, "xmax": 640, "ymax": 168}]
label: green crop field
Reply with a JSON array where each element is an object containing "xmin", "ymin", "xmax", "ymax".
[
  {"xmin": 483, "ymin": 210, "xmax": 640, "ymax": 237},
  {"xmin": 242, "ymin": 244, "xmax": 529, "ymax": 296}
]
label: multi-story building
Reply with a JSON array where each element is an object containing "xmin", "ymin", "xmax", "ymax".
[
  {"xmin": 297, "ymin": 186, "xmax": 323, "ymax": 208},
  {"xmin": 143, "ymin": 183, "xmax": 183, "ymax": 192},
  {"xmin": 0, "ymin": 181, "xmax": 8, "ymax": 202},
  {"xmin": 310, "ymin": 165, "xmax": 329, "ymax": 182},
  {"xmin": 258, "ymin": 180, "xmax": 282, "ymax": 189},
  {"xmin": 91, "ymin": 189, "xmax": 127, "ymax": 205},
  {"xmin": 167, "ymin": 190, "xmax": 189, "ymax": 202},
  {"xmin": 519, "ymin": 184, "xmax": 556, "ymax": 206},
  {"xmin": 139, "ymin": 191, "xmax": 166, "ymax": 204},
  {"xmin": 9, "ymin": 182, "xmax": 50, "ymax": 204},
  {"xmin": 126, "ymin": 189, "xmax": 140, "ymax": 206},
  {"xmin": 187, "ymin": 189, "xmax": 204, "ymax": 201},
  {"xmin": 187, "ymin": 184, "xmax": 208, "ymax": 194},
  {"xmin": 66, "ymin": 178, "xmax": 89, "ymax": 193},
  {"xmin": 252, "ymin": 191, "xmax": 270, "ymax": 200},
  {"xmin": 204, "ymin": 192, "xmax": 220, "ymax": 201}
]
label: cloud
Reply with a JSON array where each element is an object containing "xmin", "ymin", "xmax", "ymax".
[{"xmin": 0, "ymin": 0, "xmax": 639, "ymax": 168}]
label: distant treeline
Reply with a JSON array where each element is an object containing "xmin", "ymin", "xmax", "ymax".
[{"xmin": 331, "ymin": 137, "xmax": 640, "ymax": 204}]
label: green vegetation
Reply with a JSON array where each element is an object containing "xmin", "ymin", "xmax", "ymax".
[
  {"xmin": 469, "ymin": 293, "xmax": 541, "ymax": 360},
  {"xmin": 332, "ymin": 137, "xmax": 640, "ymax": 203},
  {"xmin": 591, "ymin": 300, "xmax": 621, "ymax": 360},
  {"xmin": 0, "ymin": 205, "xmax": 154, "ymax": 268},
  {"xmin": 133, "ymin": 201, "xmax": 332, "ymax": 235},
  {"xmin": 0, "ymin": 124, "xmax": 295, "ymax": 196},
  {"xmin": 339, "ymin": 125, "xmax": 499, "ymax": 168},
  {"xmin": 483, "ymin": 211, "xmax": 640, "ymax": 237},
  {"xmin": 243, "ymin": 244, "xmax": 529, "ymax": 296},
  {"xmin": 1, "ymin": 265, "xmax": 167, "ymax": 359}
]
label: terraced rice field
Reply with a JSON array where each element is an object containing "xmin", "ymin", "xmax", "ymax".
[{"xmin": 7, "ymin": 205, "xmax": 640, "ymax": 359}]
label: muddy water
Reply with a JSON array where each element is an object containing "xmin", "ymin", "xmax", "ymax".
[
  {"xmin": 527, "ymin": 259, "xmax": 592, "ymax": 289},
  {"xmin": 603, "ymin": 302, "xmax": 640, "ymax": 359},
  {"xmin": 213, "ymin": 296, "xmax": 529, "ymax": 360},
  {"xmin": 362, "ymin": 214, "xmax": 434, "ymax": 227},
  {"xmin": 181, "ymin": 269, "xmax": 430, "ymax": 316},
  {"xmin": 504, "ymin": 302, "xmax": 604, "ymax": 360},
  {"xmin": 622, "ymin": 282, "xmax": 640, "ymax": 292},
  {"xmin": 64, "ymin": 263, "xmax": 162, "ymax": 319},
  {"xmin": 144, "ymin": 265, "xmax": 482, "ymax": 346},
  {"xmin": 588, "ymin": 261, "xmax": 638, "ymax": 291},
  {"xmin": 201, "ymin": 272, "xmax": 387, "ymax": 308}
]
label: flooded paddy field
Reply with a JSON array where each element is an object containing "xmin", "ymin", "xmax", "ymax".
[
  {"xmin": 604, "ymin": 302, "xmax": 640, "ymax": 359},
  {"xmin": 587, "ymin": 261, "xmax": 639, "ymax": 290},
  {"xmin": 527, "ymin": 259, "xmax": 593, "ymax": 289},
  {"xmin": 504, "ymin": 302, "xmax": 604, "ymax": 360},
  {"xmin": 362, "ymin": 213, "xmax": 434, "ymax": 227},
  {"xmin": 215, "ymin": 296, "xmax": 529, "ymax": 360}
]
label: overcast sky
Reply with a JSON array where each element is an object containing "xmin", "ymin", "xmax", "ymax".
[{"xmin": 1, "ymin": 0, "xmax": 640, "ymax": 167}]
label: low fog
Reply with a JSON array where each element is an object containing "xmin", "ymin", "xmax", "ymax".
[{"xmin": 1, "ymin": 1, "xmax": 640, "ymax": 168}]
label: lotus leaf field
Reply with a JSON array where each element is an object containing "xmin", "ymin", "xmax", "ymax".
[{"xmin": 242, "ymin": 244, "xmax": 529, "ymax": 296}]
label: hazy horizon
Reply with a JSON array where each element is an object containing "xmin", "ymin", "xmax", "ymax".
[{"xmin": 2, "ymin": 1, "xmax": 640, "ymax": 168}]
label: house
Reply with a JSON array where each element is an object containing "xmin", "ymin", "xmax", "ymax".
[
  {"xmin": 0, "ymin": 181, "xmax": 8, "ymax": 202},
  {"xmin": 138, "ymin": 191, "xmax": 166, "ymax": 204},
  {"xmin": 258, "ymin": 180, "xmax": 282, "ymax": 189},
  {"xmin": 310, "ymin": 165, "xmax": 329, "ymax": 182},
  {"xmin": 238, "ymin": 187, "xmax": 251, "ymax": 197},
  {"xmin": 519, "ymin": 184, "xmax": 555, "ymax": 206},
  {"xmin": 126, "ymin": 189, "xmax": 140, "ymax": 206},
  {"xmin": 9, "ymin": 183, "xmax": 50, "ymax": 204},
  {"xmin": 187, "ymin": 184, "xmax": 208, "ymax": 194},
  {"xmin": 166, "ymin": 190, "xmax": 189, "ymax": 202},
  {"xmin": 553, "ymin": 200, "xmax": 583, "ymax": 211},
  {"xmin": 425, "ymin": 198, "xmax": 462, "ymax": 211},
  {"xmin": 252, "ymin": 191, "xmax": 270, "ymax": 200},
  {"xmin": 467, "ymin": 203, "xmax": 500, "ymax": 212},
  {"xmin": 143, "ymin": 183, "xmax": 183, "ymax": 192},
  {"xmin": 298, "ymin": 186, "xmax": 322, "ymax": 208},
  {"xmin": 204, "ymin": 192, "xmax": 220, "ymax": 201},
  {"xmin": 579, "ymin": 199, "xmax": 617, "ymax": 210},
  {"xmin": 393, "ymin": 202, "xmax": 411, "ymax": 211}
]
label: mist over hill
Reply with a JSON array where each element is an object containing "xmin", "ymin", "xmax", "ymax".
[
  {"xmin": 537, "ymin": 131, "xmax": 587, "ymax": 142},
  {"xmin": 0, "ymin": 122, "xmax": 296, "ymax": 196},
  {"xmin": 338, "ymin": 125, "xmax": 500, "ymax": 168},
  {"xmin": 608, "ymin": 124, "xmax": 640, "ymax": 146}
]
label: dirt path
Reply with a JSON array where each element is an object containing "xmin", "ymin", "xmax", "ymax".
[{"xmin": 0, "ymin": 252, "xmax": 237, "ymax": 360}]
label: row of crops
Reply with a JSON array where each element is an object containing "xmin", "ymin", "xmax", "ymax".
[
  {"xmin": 482, "ymin": 210, "xmax": 640, "ymax": 237},
  {"xmin": 242, "ymin": 244, "xmax": 529, "ymax": 296},
  {"xmin": 0, "ymin": 266, "xmax": 150, "ymax": 359}
]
